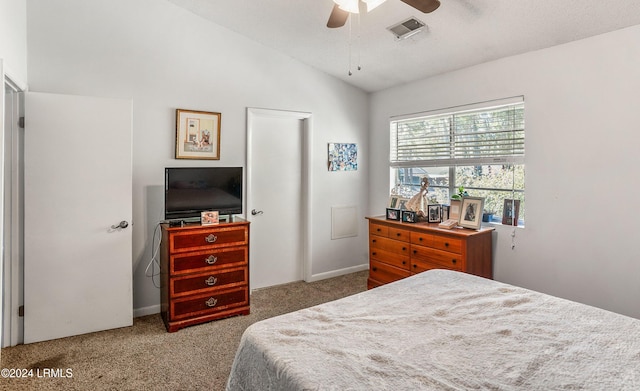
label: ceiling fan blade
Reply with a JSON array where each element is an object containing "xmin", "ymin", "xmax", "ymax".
[
  {"xmin": 400, "ymin": 0, "xmax": 441, "ymax": 13},
  {"xmin": 327, "ymin": 4, "xmax": 350, "ymax": 28}
]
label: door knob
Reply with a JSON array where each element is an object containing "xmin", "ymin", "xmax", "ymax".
[
  {"xmin": 251, "ymin": 209, "xmax": 264, "ymax": 215},
  {"xmin": 111, "ymin": 220, "xmax": 129, "ymax": 229}
]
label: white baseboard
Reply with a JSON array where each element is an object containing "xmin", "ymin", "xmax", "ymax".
[
  {"xmin": 133, "ymin": 304, "xmax": 160, "ymax": 318},
  {"xmin": 306, "ymin": 263, "xmax": 369, "ymax": 283}
]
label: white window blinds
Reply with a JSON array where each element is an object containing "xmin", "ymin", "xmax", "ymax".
[{"xmin": 390, "ymin": 98, "xmax": 525, "ymax": 167}]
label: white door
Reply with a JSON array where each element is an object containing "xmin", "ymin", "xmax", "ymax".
[
  {"xmin": 247, "ymin": 109, "xmax": 311, "ymax": 290},
  {"xmin": 23, "ymin": 92, "xmax": 133, "ymax": 343}
]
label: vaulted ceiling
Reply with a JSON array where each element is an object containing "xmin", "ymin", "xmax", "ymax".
[{"xmin": 168, "ymin": 0, "xmax": 640, "ymax": 92}]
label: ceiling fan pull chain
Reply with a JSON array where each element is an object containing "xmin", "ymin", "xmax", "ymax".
[
  {"xmin": 356, "ymin": 11, "xmax": 362, "ymax": 71},
  {"xmin": 348, "ymin": 16, "xmax": 353, "ymax": 76}
]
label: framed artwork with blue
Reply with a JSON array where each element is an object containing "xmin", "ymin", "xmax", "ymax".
[{"xmin": 328, "ymin": 143, "xmax": 357, "ymax": 171}]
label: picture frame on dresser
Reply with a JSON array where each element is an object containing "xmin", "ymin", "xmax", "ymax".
[
  {"xmin": 402, "ymin": 210, "xmax": 416, "ymax": 223},
  {"xmin": 449, "ymin": 199, "xmax": 462, "ymax": 221},
  {"xmin": 386, "ymin": 208, "xmax": 400, "ymax": 220},
  {"xmin": 427, "ymin": 204, "xmax": 441, "ymax": 223},
  {"xmin": 502, "ymin": 199, "xmax": 521, "ymax": 226},
  {"xmin": 459, "ymin": 197, "xmax": 484, "ymax": 230}
]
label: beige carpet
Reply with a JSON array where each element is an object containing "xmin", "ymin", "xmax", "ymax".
[{"xmin": 0, "ymin": 271, "xmax": 368, "ymax": 391}]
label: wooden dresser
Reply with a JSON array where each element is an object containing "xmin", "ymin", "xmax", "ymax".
[
  {"xmin": 366, "ymin": 216, "xmax": 493, "ymax": 289},
  {"xmin": 160, "ymin": 218, "xmax": 250, "ymax": 332}
]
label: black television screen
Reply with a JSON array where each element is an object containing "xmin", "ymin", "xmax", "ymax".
[{"xmin": 165, "ymin": 167, "xmax": 243, "ymax": 220}]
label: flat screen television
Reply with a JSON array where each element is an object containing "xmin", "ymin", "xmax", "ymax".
[{"xmin": 164, "ymin": 167, "xmax": 243, "ymax": 221}]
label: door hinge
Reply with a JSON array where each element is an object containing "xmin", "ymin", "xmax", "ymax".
[
  {"xmin": 19, "ymin": 305, "xmax": 24, "ymax": 317},
  {"xmin": 18, "ymin": 116, "xmax": 25, "ymax": 129}
]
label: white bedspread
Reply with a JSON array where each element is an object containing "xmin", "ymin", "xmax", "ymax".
[{"xmin": 226, "ymin": 270, "xmax": 640, "ymax": 390}]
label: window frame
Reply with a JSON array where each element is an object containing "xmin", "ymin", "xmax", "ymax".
[{"xmin": 389, "ymin": 97, "xmax": 525, "ymax": 225}]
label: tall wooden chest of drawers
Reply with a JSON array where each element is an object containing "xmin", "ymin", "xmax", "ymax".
[
  {"xmin": 366, "ymin": 216, "xmax": 493, "ymax": 289},
  {"xmin": 160, "ymin": 219, "xmax": 250, "ymax": 332}
]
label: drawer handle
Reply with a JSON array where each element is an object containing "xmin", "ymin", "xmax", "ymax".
[
  {"xmin": 205, "ymin": 255, "xmax": 218, "ymax": 264},
  {"xmin": 445, "ymin": 242, "xmax": 449, "ymax": 247},
  {"xmin": 413, "ymin": 250, "xmax": 417, "ymax": 254},
  {"xmin": 402, "ymin": 247, "xmax": 406, "ymax": 251},
  {"xmin": 372, "ymin": 267, "xmax": 377, "ymax": 272},
  {"xmin": 372, "ymin": 239, "xmax": 377, "ymax": 243},
  {"xmin": 376, "ymin": 228, "xmax": 381, "ymax": 232},
  {"xmin": 419, "ymin": 237, "xmax": 423, "ymax": 241},
  {"xmin": 402, "ymin": 261, "xmax": 406, "ymax": 265},
  {"xmin": 205, "ymin": 234, "xmax": 218, "ymax": 243},
  {"xmin": 412, "ymin": 264, "xmax": 417, "ymax": 269},
  {"xmin": 205, "ymin": 297, "xmax": 218, "ymax": 307},
  {"xmin": 205, "ymin": 276, "xmax": 218, "ymax": 286},
  {"xmin": 396, "ymin": 233, "xmax": 401, "ymax": 237},
  {"xmin": 372, "ymin": 252, "xmax": 377, "ymax": 256},
  {"xmin": 452, "ymin": 259, "xmax": 457, "ymax": 264}
]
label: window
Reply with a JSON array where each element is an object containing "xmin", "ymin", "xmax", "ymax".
[{"xmin": 390, "ymin": 97, "xmax": 525, "ymax": 225}]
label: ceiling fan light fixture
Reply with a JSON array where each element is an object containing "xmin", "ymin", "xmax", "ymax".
[
  {"xmin": 333, "ymin": 0, "xmax": 387, "ymax": 14},
  {"xmin": 334, "ymin": 0, "xmax": 359, "ymax": 13},
  {"xmin": 363, "ymin": 0, "xmax": 387, "ymax": 12}
]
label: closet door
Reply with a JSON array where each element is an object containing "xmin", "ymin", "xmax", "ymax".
[{"xmin": 23, "ymin": 92, "xmax": 132, "ymax": 343}]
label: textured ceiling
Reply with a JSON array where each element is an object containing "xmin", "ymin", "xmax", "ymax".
[{"xmin": 167, "ymin": 0, "xmax": 640, "ymax": 92}]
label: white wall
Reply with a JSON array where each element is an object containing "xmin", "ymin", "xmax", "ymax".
[
  {"xmin": 26, "ymin": 0, "xmax": 370, "ymax": 315},
  {"xmin": 370, "ymin": 25, "xmax": 640, "ymax": 319},
  {"xmin": 0, "ymin": 0, "xmax": 27, "ymax": 84}
]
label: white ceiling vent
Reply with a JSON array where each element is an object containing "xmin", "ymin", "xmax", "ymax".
[{"xmin": 387, "ymin": 17, "xmax": 426, "ymax": 40}]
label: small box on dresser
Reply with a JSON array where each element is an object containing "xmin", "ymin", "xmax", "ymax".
[
  {"xmin": 367, "ymin": 216, "xmax": 493, "ymax": 289},
  {"xmin": 160, "ymin": 218, "xmax": 250, "ymax": 332}
]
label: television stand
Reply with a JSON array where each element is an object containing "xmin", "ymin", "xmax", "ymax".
[{"xmin": 160, "ymin": 218, "xmax": 250, "ymax": 332}]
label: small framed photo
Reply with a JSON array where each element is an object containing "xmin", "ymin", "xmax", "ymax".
[
  {"xmin": 449, "ymin": 199, "xmax": 462, "ymax": 221},
  {"xmin": 388, "ymin": 196, "xmax": 400, "ymax": 209},
  {"xmin": 398, "ymin": 198, "xmax": 409, "ymax": 210},
  {"xmin": 502, "ymin": 199, "xmax": 521, "ymax": 226},
  {"xmin": 441, "ymin": 205, "xmax": 450, "ymax": 221},
  {"xmin": 176, "ymin": 109, "xmax": 221, "ymax": 160},
  {"xmin": 427, "ymin": 204, "xmax": 442, "ymax": 223},
  {"xmin": 459, "ymin": 197, "xmax": 485, "ymax": 230},
  {"xmin": 402, "ymin": 210, "xmax": 416, "ymax": 223},
  {"xmin": 386, "ymin": 208, "xmax": 400, "ymax": 220},
  {"xmin": 201, "ymin": 211, "xmax": 219, "ymax": 225}
]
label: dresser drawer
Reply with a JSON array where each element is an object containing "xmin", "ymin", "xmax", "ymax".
[
  {"xmin": 411, "ymin": 245, "xmax": 463, "ymax": 271},
  {"xmin": 369, "ymin": 260, "xmax": 411, "ymax": 285},
  {"xmin": 388, "ymin": 227, "xmax": 410, "ymax": 242},
  {"xmin": 370, "ymin": 248, "xmax": 410, "ymax": 270},
  {"xmin": 369, "ymin": 222, "xmax": 389, "ymax": 238},
  {"xmin": 410, "ymin": 232, "xmax": 433, "ymax": 247},
  {"xmin": 370, "ymin": 235, "xmax": 410, "ymax": 254},
  {"xmin": 169, "ymin": 226, "xmax": 248, "ymax": 253},
  {"xmin": 170, "ymin": 287, "xmax": 248, "ymax": 320},
  {"xmin": 411, "ymin": 258, "xmax": 460, "ymax": 274},
  {"xmin": 170, "ymin": 247, "xmax": 247, "ymax": 275},
  {"xmin": 432, "ymin": 235, "xmax": 462, "ymax": 254},
  {"xmin": 170, "ymin": 267, "xmax": 248, "ymax": 297}
]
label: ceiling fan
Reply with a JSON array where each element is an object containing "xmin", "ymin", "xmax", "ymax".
[{"xmin": 327, "ymin": 0, "xmax": 441, "ymax": 28}]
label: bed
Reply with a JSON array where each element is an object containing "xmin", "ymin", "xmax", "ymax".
[{"xmin": 226, "ymin": 269, "xmax": 640, "ymax": 390}]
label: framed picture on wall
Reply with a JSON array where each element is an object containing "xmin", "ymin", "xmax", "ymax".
[
  {"xmin": 459, "ymin": 197, "xmax": 484, "ymax": 230},
  {"xmin": 328, "ymin": 143, "xmax": 357, "ymax": 171},
  {"xmin": 176, "ymin": 109, "xmax": 221, "ymax": 159}
]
